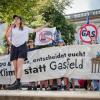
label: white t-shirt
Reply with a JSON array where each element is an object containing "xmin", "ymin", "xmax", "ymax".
[{"xmin": 11, "ymin": 26, "xmax": 34, "ymax": 47}]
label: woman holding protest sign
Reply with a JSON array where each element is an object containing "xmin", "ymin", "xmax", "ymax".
[{"xmin": 5, "ymin": 16, "xmax": 48, "ymax": 90}]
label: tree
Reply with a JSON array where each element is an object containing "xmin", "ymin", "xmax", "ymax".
[
  {"xmin": 0, "ymin": 0, "xmax": 37, "ymax": 22},
  {"xmin": 29, "ymin": 0, "xmax": 75, "ymax": 44},
  {"xmin": 38, "ymin": 1, "xmax": 75, "ymax": 44},
  {"xmin": 0, "ymin": 0, "xmax": 75, "ymax": 44}
]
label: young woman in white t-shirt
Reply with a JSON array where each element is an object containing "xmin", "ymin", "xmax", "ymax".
[{"xmin": 6, "ymin": 16, "xmax": 48, "ymax": 90}]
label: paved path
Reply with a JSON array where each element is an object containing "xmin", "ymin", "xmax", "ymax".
[{"xmin": 0, "ymin": 90, "xmax": 100, "ymax": 100}]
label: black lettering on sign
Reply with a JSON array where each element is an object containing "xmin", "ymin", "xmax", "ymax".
[
  {"xmin": 50, "ymin": 61, "xmax": 57, "ymax": 70},
  {"xmin": 24, "ymin": 64, "xmax": 46, "ymax": 74},
  {"xmin": 0, "ymin": 68, "xmax": 15, "ymax": 76},
  {"xmin": 82, "ymin": 30, "xmax": 88, "ymax": 36},
  {"xmin": 49, "ymin": 58, "xmax": 83, "ymax": 71},
  {"xmin": 91, "ymin": 31, "xmax": 95, "ymax": 37},
  {"xmin": 0, "ymin": 62, "xmax": 6, "ymax": 67}
]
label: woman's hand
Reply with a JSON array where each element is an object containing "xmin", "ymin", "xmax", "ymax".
[
  {"xmin": 8, "ymin": 41, "xmax": 12, "ymax": 47},
  {"xmin": 33, "ymin": 23, "xmax": 50, "ymax": 33}
]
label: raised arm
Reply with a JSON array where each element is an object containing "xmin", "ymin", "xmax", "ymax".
[{"xmin": 33, "ymin": 23, "xmax": 49, "ymax": 33}]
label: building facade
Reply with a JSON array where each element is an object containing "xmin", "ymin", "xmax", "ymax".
[{"xmin": 65, "ymin": 9, "xmax": 100, "ymax": 44}]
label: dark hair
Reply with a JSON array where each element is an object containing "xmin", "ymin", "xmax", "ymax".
[
  {"xmin": 14, "ymin": 16, "xmax": 23, "ymax": 30},
  {"xmin": 13, "ymin": 15, "xmax": 18, "ymax": 19},
  {"xmin": 17, "ymin": 16, "xmax": 23, "ymax": 20}
]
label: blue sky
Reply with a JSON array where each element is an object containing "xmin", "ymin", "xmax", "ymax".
[{"xmin": 65, "ymin": 0, "xmax": 100, "ymax": 14}]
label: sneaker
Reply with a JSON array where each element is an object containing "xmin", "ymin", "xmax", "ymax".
[
  {"xmin": 27, "ymin": 86, "xmax": 32, "ymax": 90},
  {"xmin": 33, "ymin": 86, "xmax": 37, "ymax": 90},
  {"xmin": 57, "ymin": 85, "xmax": 62, "ymax": 90},
  {"xmin": 64, "ymin": 86, "xmax": 67, "ymax": 90}
]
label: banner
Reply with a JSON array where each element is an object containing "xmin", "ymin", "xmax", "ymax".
[
  {"xmin": 35, "ymin": 27, "xmax": 56, "ymax": 45},
  {"xmin": 0, "ymin": 45, "xmax": 100, "ymax": 84}
]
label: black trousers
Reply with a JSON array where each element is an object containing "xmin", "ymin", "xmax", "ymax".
[{"xmin": 10, "ymin": 43, "xmax": 27, "ymax": 61}]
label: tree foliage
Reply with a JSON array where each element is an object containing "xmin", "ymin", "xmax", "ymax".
[
  {"xmin": 37, "ymin": 0, "xmax": 75, "ymax": 44},
  {"xmin": 0, "ymin": 0, "xmax": 75, "ymax": 44},
  {"xmin": 0, "ymin": 0, "xmax": 37, "ymax": 22}
]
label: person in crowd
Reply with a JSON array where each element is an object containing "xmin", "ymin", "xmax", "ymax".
[
  {"xmin": 80, "ymin": 36, "xmax": 99, "ymax": 91},
  {"xmin": 0, "ymin": 84, "xmax": 6, "ymax": 90},
  {"xmin": 76, "ymin": 35, "xmax": 94, "ymax": 91},
  {"xmin": 5, "ymin": 15, "xmax": 48, "ymax": 90},
  {"xmin": 27, "ymin": 40, "xmax": 36, "ymax": 51},
  {"xmin": 27, "ymin": 39, "xmax": 38, "ymax": 90},
  {"xmin": 91, "ymin": 36, "xmax": 100, "ymax": 91},
  {"xmin": 39, "ymin": 80, "xmax": 48, "ymax": 90},
  {"xmin": 57, "ymin": 39, "xmax": 70, "ymax": 90}
]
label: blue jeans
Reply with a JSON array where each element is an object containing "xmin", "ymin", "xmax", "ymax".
[{"xmin": 93, "ymin": 80, "xmax": 100, "ymax": 91}]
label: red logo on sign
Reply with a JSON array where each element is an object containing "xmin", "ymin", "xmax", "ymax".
[
  {"xmin": 39, "ymin": 31, "xmax": 53, "ymax": 43},
  {"xmin": 80, "ymin": 24, "xmax": 98, "ymax": 43}
]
